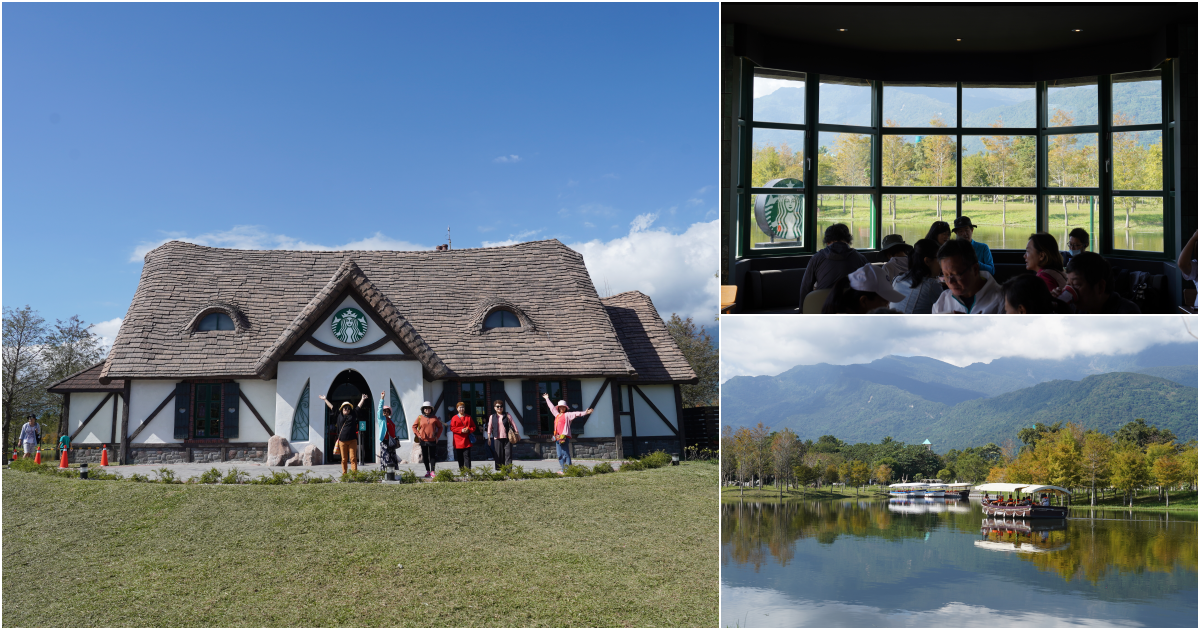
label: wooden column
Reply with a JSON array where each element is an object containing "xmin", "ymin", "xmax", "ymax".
[
  {"xmin": 119, "ymin": 381, "xmax": 131, "ymax": 465},
  {"xmin": 58, "ymin": 393, "xmax": 70, "ymax": 458},
  {"xmin": 627, "ymin": 384, "xmax": 639, "ymax": 458},
  {"xmin": 110, "ymin": 391, "xmax": 119, "ymax": 445},
  {"xmin": 673, "ymin": 384, "xmax": 686, "ymax": 457},
  {"xmin": 610, "ymin": 382, "xmax": 623, "ymax": 460}
]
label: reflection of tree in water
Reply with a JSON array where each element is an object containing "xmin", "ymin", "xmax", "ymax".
[{"xmin": 723, "ymin": 500, "xmax": 1198, "ymax": 585}]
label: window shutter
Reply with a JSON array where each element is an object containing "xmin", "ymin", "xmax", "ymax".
[
  {"xmin": 489, "ymin": 380, "xmax": 506, "ymax": 410},
  {"xmin": 520, "ymin": 379, "xmax": 538, "ymax": 436},
  {"xmin": 442, "ymin": 382, "xmax": 460, "ymax": 427},
  {"xmin": 223, "ymin": 382, "xmax": 240, "ymax": 439},
  {"xmin": 174, "ymin": 382, "xmax": 191, "ymax": 440},
  {"xmin": 566, "ymin": 379, "xmax": 584, "ymax": 436}
]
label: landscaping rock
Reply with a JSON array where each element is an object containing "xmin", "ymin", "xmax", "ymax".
[
  {"xmin": 302, "ymin": 445, "xmax": 323, "ymax": 466},
  {"xmin": 285, "ymin": 454, "xmax": 302, "ymax": 466},
  {"xmin": 410, "ymin": 443, "xmax": 423, "ymax": 463},
  {"xmin": 266, "ymin": 435, "xmax": 290, "ymax": 466}
]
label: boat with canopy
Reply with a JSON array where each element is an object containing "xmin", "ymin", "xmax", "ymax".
[{"xmin": 974, "ymin": 482, "xmax": 1071, "ymax": 519}]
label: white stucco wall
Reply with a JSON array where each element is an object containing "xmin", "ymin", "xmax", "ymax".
[
  {"xmin": 629, "ymin": 384, "xmax": 680, "ymax": 437},
  {"xmin": 68, "ymin": 391, "xmax": 123, "ymax": 444},
  {"xmin": 128, "ymin": 380, "xmax": 179, "ymax": 444},
  {"xmin": 276, "ymin": 360, "xmax": 424, "ymax": 455},
  {"xmin": 236, "ymin": 379, "xmax": 277, "ymax": 442}
]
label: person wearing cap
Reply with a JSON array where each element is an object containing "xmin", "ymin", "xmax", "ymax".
[
  {"xmin": 925, "ymin": 221, "xmax": 952, "ymax": 247},
  {"xmin": 821, "ymin": 264, "xmax": 905, "ymax": 314},
  {"xmin": 798, "ymin": 223, "xmax": 870, "ymax": 308},
  {"xmin": 450, "ymin": 401, "xmax": 476, "ymax": 471},
  {"xmin": 1062, "ymin": 228, "xmax": 1090, "ymax": 268},
  {"xmin": 542, "ymin": 393, "xmax": 592, "ymax": 470},
  {"xmin": 486, "ymin": 399, "xmax": 520, "ymax": 470},
  {"xmin": 318, "ymin": 392, "xmax": 369, "ymax": 474},
  {"xmin": 377, "ymin": 392, "xmax": 400, "ymax": 468},
  {"xmin": 951, "ymin": 216, "xmax": 995, "ymax": 276},
  {"xmin": 891, "ymin": 238, "xmax": 944, "ymax": 314},
  {"xmin": 412, "ymin": 402, "xmax": 444, "ymax": 477},
  {"xmin": 878, "ymin": 234, "xmax": 913, "ymax": 283},
  {"xmin": 932, "ymin": 239, "xmax": 1004, "ymax": 314}
]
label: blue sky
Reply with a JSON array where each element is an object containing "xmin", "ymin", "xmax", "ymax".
[{"xmin": 3, "ymin": 3, "xmax": 717, "ymax": 344}]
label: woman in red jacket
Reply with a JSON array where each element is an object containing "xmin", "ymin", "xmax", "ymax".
[{"xmin": 450, "ymin": 401, "xmax": 476, "ymax": 471}]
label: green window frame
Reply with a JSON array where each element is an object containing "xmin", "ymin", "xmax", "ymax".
[
  {"xmin": 733, "ymin": 61, "xmax": 1176, "ymax": 261},
  {"xmin": 193, "ymin": 383, "xmax": 223, "ymax": 439},
  {"xmin": 460, "ymin": 382, "xmax": 487, "ymax": 430}
]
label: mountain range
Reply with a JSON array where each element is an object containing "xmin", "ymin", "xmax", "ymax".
[{"xmin": 721, "ymin": 343, "xmax": 1197, "ymax": 452}]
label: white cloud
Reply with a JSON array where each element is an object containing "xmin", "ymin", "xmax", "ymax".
[
  {"xmin": 481, "ymin": 239, "xmax": 520, "ymax": 248},
  {"xmin": 130, "ymin": 226, "xmax": 429, "ymax": 262},
  {"xmin": 583, "ymin": 222, "xmax": 595, "ymax": 229},
  {"xmin": 753, "ymin": 77, "xmax": 804, "ymax": 99},
  {"xmin": 696, "ymin": 185, "xmax": 712, "ymax": 195},
  {"xmin": 569, "ymin": 218, "xmax": 718, "ymax": 324},
  {"xmin": 91, "ymin": 317, "xmax": 124, "ymax": 350},
  {"xmin": 686, "ymin": 198, "xmax": 704, "ymax": 206},
  {"xmin": 720, "ymin": 316, "xmax": 1199, "ymax": 383},
  {"xmin": 493, "ymin": 154, "xmax": 521, "ymax": 163}
]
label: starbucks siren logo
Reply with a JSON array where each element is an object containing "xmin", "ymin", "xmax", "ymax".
[
  {"xmin": 331, "ymin": 307, "xmax": 368, "ymax": 344},
  {"xmin": 753, "ymin": 178, "xmax": 804, "ymax": 241}
]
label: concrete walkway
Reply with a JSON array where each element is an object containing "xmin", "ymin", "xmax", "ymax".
[{"xmin": 88, "ymin": 458, "xmax": 614, "ymax": 481}]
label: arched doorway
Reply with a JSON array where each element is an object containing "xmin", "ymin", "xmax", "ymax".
[{"xmin": 325, "ymin": 369, "xmax": 375, "ymax": 465}]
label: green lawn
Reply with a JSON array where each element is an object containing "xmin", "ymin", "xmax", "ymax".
[
  {"xmin": 1070, "ymin": 489, "xmax": 1198, "ymax": 513},
  {"xmin": 2, "ymin": 463, "xmax": 718, "ymax": 627}
]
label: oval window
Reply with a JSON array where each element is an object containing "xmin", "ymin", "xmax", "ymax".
[
  {"xmin": 483, "ymin": 310, "xmax": 521, "ymax": 329},
  {"xmin": 197, "ymin": 312, "xmax": 235, "ymax": 331}
]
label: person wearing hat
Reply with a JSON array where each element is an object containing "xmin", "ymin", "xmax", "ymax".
[
  {"xmin": 318, "ymin": 393, "xmax": 369, "ymax": 474},
  {"xmin": 376, "ymin": 392, "xmax": 401, "ymax": 468},
  {"xmin": 931, "ymin": 239, "xmax": 1004, "ymax": 314},
  {"xmin": 798, "ymin": 223, "xmax": 870, "ymax": 308},
  {"xmin": 412, "ymin": 402, "xmax": 444, "ymax": 477},
  {"xmin": 486, "ymin": 398, "xmax": 520, "ymax": 470},
  {"xmin": 542, "ymin": 393, "xmax": 593, "ymax": 470},
  {"xmin": 449, "ymin": 401, "xmax": 476, "ymax": 471},
  {"xmin": 891, "ymin": 238, "xmax": 944, "ymax": 314},
  {"xmin": 951, "ymin": 216, "xmax": 995, "ymax": 276},
  {"xmin": 878, "ymin": 234, "xmax": 913, "ymax": 283},
  {"xmin": 821, "ymin": 263, "xmax": 906, "ymax": 314}
]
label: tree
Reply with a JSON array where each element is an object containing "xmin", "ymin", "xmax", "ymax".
[
  {"xmin": 936, "ymin": 468, "xmax": 953, "ymax": 482},
  {"xmin": 881, "ymin": 120, "xmax": 914, "ymax": 219},
  {"xmin": 793, "ymin": 462, "xmax": 817, "ymax": 496},
  {"xmin": 980, "ymin": 119, "xmax": 1015, "ymax": 223},
  {"xmin": 874, "ymin": 463, "xmax": 893, "ymax": 487},
  {"xmin": 1046, "ymin": 427, "xmax": 1083, "ymax": 496},
  {"xmin": 1114, "ymin": 418, "xmax": 1177, "ymax": 450},
  {"xmin": 751, "ymin": 142, "xmax": 805, "ymax": 188},
  {"xmin": 1109, "ymin": 446, "xmax": 1151, "ymax": 507},
  {"xmin": 831, "ymin": 133, "xmax": 871, "ymax": 218},
  {"xmin": 825, "ymin": 463, "xmax": 840, "ymax": 490},
  {"xmin": 1080, "ymin": 431, "xmax": 1113, "ymax": 506},
  {"xmin": 1151, "ymin": 454, "xmax": 1183, "ymax": 507},
  {"xmin": 44, "ymin": 314, "xmax": 106, "ymax": 442},
  {"xmin": 665, "ymin": 314, "xmax": 718, "ymax": 407},
  {"xmin": 1111, "ymin": 113, "xmax": 1141, "ymax": 229},
  {"xmin": 720, "ymin": 432, "xmax": 737, "ymax": 486},
  {"xmin": 848, "ymin": 460, "xmax": 870, "ymax": 496},
  {"xmin": 2, "ymin": 306, "xmax": 51, "ymax": 452},
  {"xmin": 917, "ymin": 116, "xmax": 955, "ymax": 219},
  {"xmin": 771, "ymin": 428, "xmax": 799, "ymax": 497},
  {"xmin": 955, "ymin": 452, "xmax": 989, "ymax": 483},
  {"xmin": 1048, "ymin": 110, "xmax": 1079, "ymax": 224}
]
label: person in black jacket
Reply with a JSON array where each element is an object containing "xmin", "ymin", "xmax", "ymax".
[
  {"xmin": 798, "ymin": 223, "xmax": 869, "ymax": 308},
  {"xmin": 319, "ymin": 392, "xmax": 368, "ymax": 474}
]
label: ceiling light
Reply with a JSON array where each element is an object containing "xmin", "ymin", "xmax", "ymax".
[
  {"xmin": 837, "ymin": 28, "xmax": 847, "ymax": 32},
  {"xmin": 956, "ymin": 38, "xmax": 962, "ymax": 42},
  {"xmin": 1072, "ymin": 29, "xmax": 1081, "ymax": 32}
]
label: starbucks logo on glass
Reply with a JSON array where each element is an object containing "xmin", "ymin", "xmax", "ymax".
[
  {"xmin": 753, "ymin": 178, "xmax": 804, "ymax": 241},
  {"xmin": 332, "ymin": 308, "xmax": 368, "ymax": 344}
]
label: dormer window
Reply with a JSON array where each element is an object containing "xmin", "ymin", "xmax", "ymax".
[
  {"xmin": 483, "ymin": 310, "xmax": 521, "ymax": 330},
  {"xmin": 197, "ymin": 312, "xmax": 236, "ymax": 331}
]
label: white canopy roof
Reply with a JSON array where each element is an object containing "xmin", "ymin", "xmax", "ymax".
[{"xmin": 975, "ymin": 482, "xmax": 1072, "ymax": 495}]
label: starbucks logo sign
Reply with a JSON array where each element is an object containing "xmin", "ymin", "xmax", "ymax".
[
  {"xmin": 753, "ymin": 178, "xmax": 804, "ymax": 241},
  {"xmin": 331, "ymin": 307, "xmax": 368, "ymax": 344}
]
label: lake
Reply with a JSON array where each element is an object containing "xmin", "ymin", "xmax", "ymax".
[{"xmin": 721, "ymin": 498, "xmax": 1198, "ymax": 627}]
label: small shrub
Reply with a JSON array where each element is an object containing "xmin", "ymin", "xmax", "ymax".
[
  {"xmin": 641, "ymin": 451, "xmax": 672, "ymax": 469},
  {"xmin": 10, "ymin": 458, "xmax": 48, "ymax": 473},
  {"xmin": 592, "ymin": 462, "xmax": 614, "ymax": 475},
  {"xmin": 252, "ymin": 470, "xmax": 293, "ymax": 485},
  {"xmin": 88, "ymin": 469, "xmax": 123, "ymax": 481},
  {"xmin": 198, "ymin": 467, "xmax": 222, "ymax": 484},
  {"xmin": 433, "ymin": 468, "xmax": 455, "ymax": 482},
  {"xmin": 55, "ymin": 467, "xmax": 80, "ymax": 479},
  {"xmin": 685, "ymin": 446, "xmax": 718, "ymax": 462},
  {"xmin": 489, "ymin": 470, "xmax": 507, "ymax": 481},
  {"xmin": 130, "ymin": 473, "xmax": 150, "ymax": 483},
  {"xmin": 398, "ymin": 470, "xmax": 419, "ymax": 484},
  {"xmin": 221, "ymin": 468, "xmax": 248, "ymax": 484},
  {"xmin": 562, "ymin": 464, "xmax": 592, "ymax": 477},
  {"xmin": 619, "ymin": 459, "xmax": 646, "ymax": 472},
  {"xmin": 154, "ymin": 468, "xmax": 180, "ymax": 484},
  {"xmin": 531, "ymin": 468, "xmax": 558, "ymax": 479},
  {"xmin": 341, "ymin": 469, "xmax": 385, "ymax": 483}
]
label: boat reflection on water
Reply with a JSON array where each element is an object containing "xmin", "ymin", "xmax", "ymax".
[
  {"xmin": 887, "ymin": 497, "xmax": 973, "ymax": 514},
  {"xmin": 976, "ymin": 517, "xmax": 1070, "ymax": 553}
]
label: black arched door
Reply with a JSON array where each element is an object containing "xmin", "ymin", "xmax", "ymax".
[{"xmin": 325, "ymin": 369, "xmax": 375, "ymax": 464}]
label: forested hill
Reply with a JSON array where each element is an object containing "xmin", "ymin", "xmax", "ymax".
[{"xmin": 721, "ymin": 354, "xmax": 1197, "ymax": 452}]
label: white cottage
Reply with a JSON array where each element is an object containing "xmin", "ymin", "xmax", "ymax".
[{"xmin": 48, "ymin": 240, "xmax": 697, "ymax": 466}]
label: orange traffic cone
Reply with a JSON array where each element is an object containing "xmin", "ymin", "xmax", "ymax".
[
  {"xmin": 100, "ymin": 445, "xmax": 109, "ymax": 466},
  {"xmin": 59, "ymin": 448, "xmax": 69, "ymax": 469},
  {"xmin": 34, "ymin": 448, "xmax": 42, "ymax": 464},
  {"xmin": 11, "ymin": 448, "xmax": 17, "ymax": 462}
]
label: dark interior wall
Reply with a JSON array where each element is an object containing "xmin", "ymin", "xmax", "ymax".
[{"xmin": 1179, "ymin": 25, "xmax": 1197, "ymax": 245}]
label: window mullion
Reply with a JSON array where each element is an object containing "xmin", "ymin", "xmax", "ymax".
[
  {"xmin": 872, "ymin": 79, "xmax": 883, "ymax": 249},
  {"xmin": 1098, "ymin": 75, "xmax": 1113, "ymax": 256},
  {"xmin": 1036, "ymin": 80, "xmax": 1047, "ymax": 234},
  {"xmin": 805, "ymin": 72, "xmax": 820, "ymax": 253}
]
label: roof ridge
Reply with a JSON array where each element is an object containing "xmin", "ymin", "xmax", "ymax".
[
  {"xmin": 148, "ymin": 238, "xmax": 570, "ymax": 255},
  {"xmin": 253, "ymin": 258, "xmax": 450, "ymax": 379}
]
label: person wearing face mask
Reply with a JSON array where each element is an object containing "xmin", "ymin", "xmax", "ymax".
[{"xmin": 1061, "ymin": 228, "xmax": 1089, "ymax": 267}]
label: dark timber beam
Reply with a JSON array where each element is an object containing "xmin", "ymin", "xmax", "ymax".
[
  {"xmin": 119, "ymin": 382, "xmax": 131, "ymax": 464},
  {"xmin": 674, "ymin": 384, "xmax": 686, "ymax": 456},
  {"xmin": 610, "ymin": 382, "xmax": 624, "ymax": 460}
]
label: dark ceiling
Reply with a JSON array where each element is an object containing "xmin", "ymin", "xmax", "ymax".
[{"xmin": 723, "ymin": 3, "xmax": 1192, "ymax": 54}]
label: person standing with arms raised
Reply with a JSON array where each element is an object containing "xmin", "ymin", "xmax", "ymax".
[
  {"xmin": 542, "ymin": 393, "xmax": 592, "ymax": 471},
  {"xmin": 318, "ymin": 393, "xmax": 368, "ymax": 474}
]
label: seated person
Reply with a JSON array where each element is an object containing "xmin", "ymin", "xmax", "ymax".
[
  {"xmin": 891, "ymin": 238, "xmax": 944, "ymax": 314},
  {"xmin": 821, "ymin": 264, "xmax": 906, "ymax": 314},
  {"xmin": 925, "ymin": 220, "xmax": 952, "ymax": 247},
  {"xmin": 1041, "ymin": 494, "xmax": 1050, "ymax": 506},
  {"xmin": 932, "ymin": 239, "xmax": 1004, "ymax": 314},
  {"xmin": 1062, "ymin": 227, "xmax": 1090, "ymax": 268},
  {"xmin": 878, "ymin": 234, "xmax": 913, "ymax": 282},
  {"xmin": 951, "ymin": 216, "xmax": 995, "ymax": 276},
  {"xmin": 1025, "ymin": 232, "xmax": 1068, "ymax": 293},
  {"xmin": 1002, "ymin": 274, "xmax": 1061, "ymax": 314},
  {"xmin": 1178, "ymin": 229, "xmax": 1197, "ymax": 309},
  {"xmin": 1053, "ymin": 252, "xmax": 1141, "ymax": 314},
  {"xmin": 799, "ymin": 223, "xmax": 869, "ymax": 307}
]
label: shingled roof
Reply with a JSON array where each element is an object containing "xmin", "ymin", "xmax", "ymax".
[
  {"xmin": 101, "ymin": 240, "xmax": 640, "ymax": 381},
  {"xmin": 602, "ymin": 291, "xmax": 698, "ymax": 384},
  {"xmin": 47, "ymin": 362, "xmax": 126, "ymax": 393}
]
